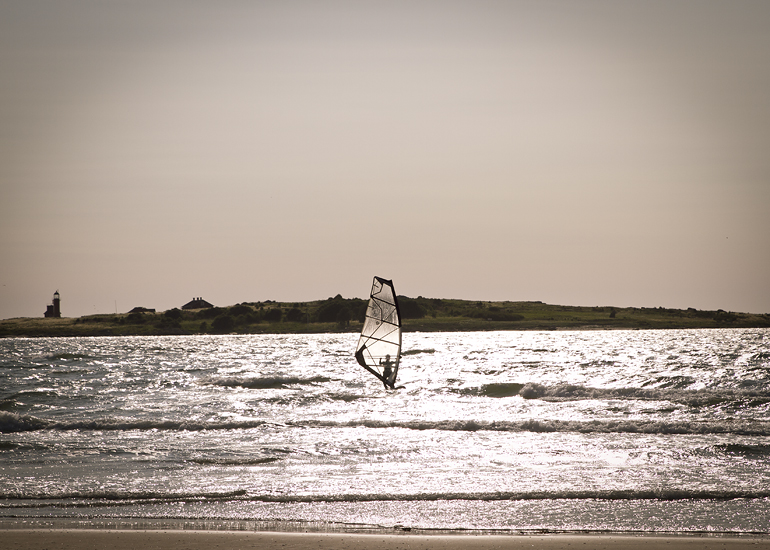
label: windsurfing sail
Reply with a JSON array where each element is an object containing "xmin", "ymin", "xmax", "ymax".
[{"xmin": 355, "ymin": 277, "xmax": 401, "ymax": 389}]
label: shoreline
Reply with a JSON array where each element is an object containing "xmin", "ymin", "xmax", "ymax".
[
  {"xmin": 3, "ymin": 298, "xmax": 768, "ymax": 337},
  {"xmin": 2, "ymin": 518, "xmax": 769, "ymax": 538},
  {"xmin": 1, "ymin": 526, "xmax": 769, "ymax": 550}
]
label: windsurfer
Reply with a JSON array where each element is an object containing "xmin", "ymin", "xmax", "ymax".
[
  {"xmin": 355, "ymin": 276, "xmax": 402, "ymax": 391},
  {"xmin": 379, "ymin": 355, "xmax": 396, "ymax": 389}
]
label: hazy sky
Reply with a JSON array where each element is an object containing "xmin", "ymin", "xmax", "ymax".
[{"xmin": 2, "ymin": 0, "xmax": 769, "ymax": 319}]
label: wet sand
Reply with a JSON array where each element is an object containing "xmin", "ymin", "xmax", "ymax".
[{"xmin": 2, "ymin": 529, "xmax": 769, "ymax": 550}]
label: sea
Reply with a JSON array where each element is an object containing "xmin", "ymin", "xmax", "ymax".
[{"xmin": 1, "ymin": 329, "xmax": 769, "ymax": 535}]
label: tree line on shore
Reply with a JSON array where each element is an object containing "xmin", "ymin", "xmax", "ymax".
[{"xmin": 2, "ymin": 295, "xmax": 768, "ymax": 337}]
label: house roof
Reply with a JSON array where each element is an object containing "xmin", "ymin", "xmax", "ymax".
[{"xmin": 181, "ymin": 297, "xmax": 214, "ymax": 310}]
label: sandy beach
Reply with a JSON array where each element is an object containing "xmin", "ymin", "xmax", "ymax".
[{"xmin": 1, "ymin": 529, "xmax": 769, "ymax": 550}]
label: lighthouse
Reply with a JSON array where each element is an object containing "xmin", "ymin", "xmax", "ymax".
[{"xmin": 44, "ymin": 291, "xmax": 61, "ymax": 318}]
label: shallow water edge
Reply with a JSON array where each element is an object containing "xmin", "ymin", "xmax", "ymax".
[{"xmin": 2, "ymin": 517, "xmax": 770, "ymax": 540}]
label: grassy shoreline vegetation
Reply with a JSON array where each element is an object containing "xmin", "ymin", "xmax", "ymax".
[{"xmin": 2, "ymin": 296, "xmax": 769, "ymax": 338}]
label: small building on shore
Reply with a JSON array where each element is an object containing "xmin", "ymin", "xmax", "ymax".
[
  {"xmin": 181, "ymin": 297, "xmax": 214, "ymax": 310},
  {"xmin": 44, "ymin": 291, "xmax": 61, "ymax": 318}
]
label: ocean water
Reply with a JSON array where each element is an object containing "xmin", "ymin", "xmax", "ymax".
[{"xmin": 1, "ymin": 329, "xmax": 769, "ymax": 534}]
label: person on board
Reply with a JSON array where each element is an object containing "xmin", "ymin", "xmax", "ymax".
[{"xmin": 379, "ymin": 354, "xmax": 396, "ymax": 389}]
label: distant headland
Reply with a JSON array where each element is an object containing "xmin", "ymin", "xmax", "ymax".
[{"xmin": 2, "ymin": 295, "xmax": 769, "ymax": 337}]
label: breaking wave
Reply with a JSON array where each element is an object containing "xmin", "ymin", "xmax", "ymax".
[
  {"xmin": 44, "ymin": 353, "xmax": 93, "ymax": 361},
  {"xmin": 402, "ymin": 349, "xmax": 436, "ymax": 356},
  {"xmin": 203, "ymin": 375, "xmax": 331, "ymax": 389},
  {"xmin": 713, "ymin": 443, "xmax": 770, "ymax": 458},
  {"xmin": 0, "ymin": 411, "xmax": 271, "ymax": 433},
  {"xmin": 0, "ymin": 489, "xmax": 248, "ymax": 503},
  {"xmin": 188, "ymin": 457, "xmax": 282, "ymax": 465},
  {"xmin": 4, "ymin": 410, "xmax": 769, "ymax": 436},
  {"xmin": 3, "ymin": 488, "xmax": 770, "ymax": 504},
  {"xmin": 463, "ymin": 382, "xmax": 770, "ymax": 407},
  {"xmin": 298, "ymin": 418, "xmax": 770, "ymax": 436}
]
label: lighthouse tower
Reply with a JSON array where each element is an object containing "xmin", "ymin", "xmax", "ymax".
[{"xmin": 44, "ymin": 291, "xmax": 61, "ymax": 318}]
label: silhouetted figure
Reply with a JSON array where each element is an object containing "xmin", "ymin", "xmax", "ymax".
[{"xmin": 380, "ymin": 354, "xmax": 396, "ymax": 389}]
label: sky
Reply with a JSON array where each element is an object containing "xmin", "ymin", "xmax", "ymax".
[{"xmin": 1, "ymin": 0, "xmax": 769, "ymax": 319}]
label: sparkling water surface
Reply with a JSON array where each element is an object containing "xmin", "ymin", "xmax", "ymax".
[{"xmin": 1, "ymin": 329, "xmax": 769, "ymax": 533}]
